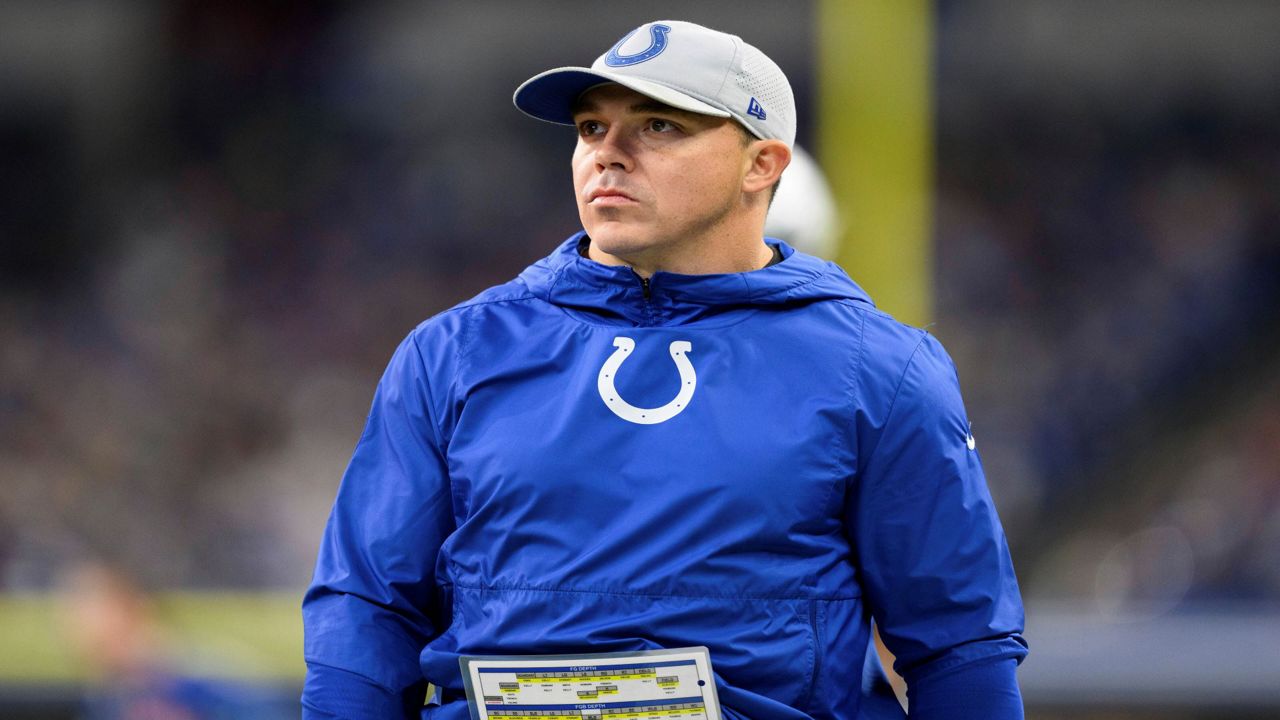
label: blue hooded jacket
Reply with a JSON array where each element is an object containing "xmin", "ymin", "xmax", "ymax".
[{"xmin": 303, "ymin": 235, "xmax": 1028, "ymax": 719}]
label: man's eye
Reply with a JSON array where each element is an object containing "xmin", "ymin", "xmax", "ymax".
[
  {"xmin": 579, "ymin": 120, "xmax": 603, "ymax": 136},
  {"xmin": 648, "ymin": 119, "xmax": 676, "ymax": 133}
]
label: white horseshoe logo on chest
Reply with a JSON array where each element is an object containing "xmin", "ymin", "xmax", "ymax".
[{"xmin": 596, "ymin": 336, "xmax": 696, "ymax": 425}]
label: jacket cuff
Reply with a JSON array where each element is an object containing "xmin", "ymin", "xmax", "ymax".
[{"xmin": 905, "ymin": 656, "xmax": 1023, "ymax": 719}]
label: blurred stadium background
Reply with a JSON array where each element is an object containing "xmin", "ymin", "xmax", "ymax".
[{"xmin": 1, "ymin": 1, "xmax": 1278, "ymax": 718}]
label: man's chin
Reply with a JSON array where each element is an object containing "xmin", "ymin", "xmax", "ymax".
[{"xmin": 585, "ymin": 232, "xmax": 663, "ymax": 264}]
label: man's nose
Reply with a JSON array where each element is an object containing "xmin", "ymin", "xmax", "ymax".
[{"xmin": 594, "ymin": 127, "xmax": 635, "ymax": 172}]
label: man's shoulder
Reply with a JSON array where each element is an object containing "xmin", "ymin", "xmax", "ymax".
[
  {"xmin": 417, "ymin": 278, "xmax": 534, "ymax": 323},
  {"xmin": 821, "ymin": 299, "xmax": 965, "ymax": 400},
  {"xmin": 402, "ymin": 275, "xmax": 547, "ymax": 349},
  {"xmin": 447, "ymin": 277, "xmax": 539, "ymax": 315},
  {"xmin": 824, "ymin": 296, "xmax": 932, "ymax": 354}
]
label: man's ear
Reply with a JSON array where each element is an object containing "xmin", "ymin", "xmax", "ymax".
[{"xmin": 743, "ymin": 140, "xmax": 791, "ymax": 195}]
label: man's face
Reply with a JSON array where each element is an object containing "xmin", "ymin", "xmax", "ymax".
[{"xmin": 571, "ymin": 84, "xmax": 752, "ymax": 267}]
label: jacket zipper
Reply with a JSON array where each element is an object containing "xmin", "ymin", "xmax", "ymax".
[{"xmin": 638, "ymin": 275, "xmax": 656, "ymax": 325}]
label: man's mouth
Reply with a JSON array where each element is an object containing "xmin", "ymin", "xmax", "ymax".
[{"xmin": 588, "ymin": 188, "xmax": 637, "ymax": 205}]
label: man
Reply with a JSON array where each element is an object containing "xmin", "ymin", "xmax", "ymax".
[{"xmin": 303, "ymin": 20, "xmax": 1027, "ymax": 720}]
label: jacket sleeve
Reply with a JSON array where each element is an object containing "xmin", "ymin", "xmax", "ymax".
[
  {"xmin": 302, "ymin": 330, "xmax": 457, "ymax": 719},
  {"xmin": 847, "ymin": 333, "xmax": 1028, "ymax": 718}
]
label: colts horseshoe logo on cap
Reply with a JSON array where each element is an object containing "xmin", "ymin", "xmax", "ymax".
[
  {"xmin": 604, "ymin": 24, "xmax": 672, "ymax": 67},
  {"xmin": 597, "ymin": 336, "xmax": 696, "ymax": 425}
]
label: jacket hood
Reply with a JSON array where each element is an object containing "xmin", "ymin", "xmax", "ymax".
[{"xmin": 518, "ymin": 232, "xmax": 874, "ymax": 326}]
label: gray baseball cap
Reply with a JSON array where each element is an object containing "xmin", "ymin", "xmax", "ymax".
[{"xmin": 514, "ymin": 20, "xmax": 796, "ymax": 147}]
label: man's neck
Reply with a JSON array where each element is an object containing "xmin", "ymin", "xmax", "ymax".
[{"xmin": 585, "ymin": 237, "xmax": 776, "ymax": 278}]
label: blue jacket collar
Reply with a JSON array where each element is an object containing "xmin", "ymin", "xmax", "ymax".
[{"xmin": 518, "ymin": 232, "xmax": 875, "ymax": 327}]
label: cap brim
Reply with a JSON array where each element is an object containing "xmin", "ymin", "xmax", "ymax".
[{"xmin": 513, "ymin": 67, "xmax": 730, "ymax": 126}]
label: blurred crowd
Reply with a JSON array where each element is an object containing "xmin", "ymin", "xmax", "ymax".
[
  {"xmin": 1, "ymin": 0, "xmax": 1278, "ymax": 628},
  {"xmin": 932, "ymin": 0, "xmax": 1280, "ymax": 611},
  {"xmin": 935, "ymin": 99, "xmax": 1280, "ymax": 607}
]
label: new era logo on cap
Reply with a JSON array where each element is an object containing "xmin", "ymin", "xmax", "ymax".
[{"xmin": 513, "ymin": 20, "xmax": 796, "ymax": 148}]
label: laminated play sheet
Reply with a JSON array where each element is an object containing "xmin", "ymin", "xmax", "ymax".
[{"xmin": 459, "ymin": 647, "xmax": 721, "ymax": 720}]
